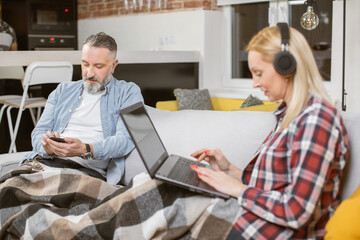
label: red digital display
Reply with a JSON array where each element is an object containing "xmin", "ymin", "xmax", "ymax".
[{"xmin": 50, "ymin": 37, "xmax": 55, "ymax": 41}]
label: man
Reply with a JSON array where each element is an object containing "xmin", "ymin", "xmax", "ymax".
[
  {"xmin": 0, "ymin": 19, "xmax": 18, "ymax": 51},
  {"xmin": 23, "ymin": 32, "xmax": 144, "ymax": 185}
]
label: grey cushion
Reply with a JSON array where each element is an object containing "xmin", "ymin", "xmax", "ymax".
[
  {"xmin": 174, "ymin": 89, "xmax": 213, "ymax": 110},
  {"xmin": 240, "ymin": 94, "xmax": 264, "ymax": 108}
]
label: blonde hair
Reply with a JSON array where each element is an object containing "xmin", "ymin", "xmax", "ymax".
[{"xmin": 247, "ymin": 25, "xmax": 331, "ymax": 128}]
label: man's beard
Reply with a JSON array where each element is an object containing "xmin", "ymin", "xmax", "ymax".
[{"xmin": 83, "ymin": 71, "xmax": 112, "ymax": 94}]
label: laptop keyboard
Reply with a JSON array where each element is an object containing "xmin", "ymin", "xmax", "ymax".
[{"xmin": 168, "ymin": 158, "xmax": 207, "ymax": 185}]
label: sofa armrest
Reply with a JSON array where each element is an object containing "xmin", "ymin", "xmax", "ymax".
[{"xmin": 0, "ymin": 152, "xmax": 30, "ymax": 176}]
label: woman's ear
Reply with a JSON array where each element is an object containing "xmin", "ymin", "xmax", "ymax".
[{"xmin": 284, "ymin": 73, "xmax": 295, "ymax": 81}]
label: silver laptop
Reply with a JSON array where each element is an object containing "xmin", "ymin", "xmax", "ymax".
[{"xmin": 120, "ymin": 102, "xmax": 230, "ymax": 199}]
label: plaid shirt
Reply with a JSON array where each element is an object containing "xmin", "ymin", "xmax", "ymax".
[{"xmin": 228, "ymin": 96, "xmax": 349, "ymax": 240}]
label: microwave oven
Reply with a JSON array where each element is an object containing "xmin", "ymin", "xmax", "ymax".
[{"xmin": 26, "ymin": 0, "xmax": 77, "ymax": 35}]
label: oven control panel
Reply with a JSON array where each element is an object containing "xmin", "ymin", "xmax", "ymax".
[{"xmin": 28, "ymin": 35, "xmax": 77, "ymax": 50}]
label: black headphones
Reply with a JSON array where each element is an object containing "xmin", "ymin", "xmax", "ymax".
[{"xmin": 273, "ymin": 22, "xmax": 297, "ymax": 75}]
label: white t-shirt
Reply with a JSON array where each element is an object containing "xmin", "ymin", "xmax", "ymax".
[{"xmin": 61, "ymin": 89, "xmax": 109, "ymax": 177}]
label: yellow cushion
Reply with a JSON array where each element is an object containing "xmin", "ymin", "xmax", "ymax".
[
  {"xmin": 155, "ymin": 100, "xmax": 179, "ymax": 111},
  {"xmin": 324, "ymin": 185, "xmax": 360, "ymax": 240},
  {"xmin": 210, "ymin": 98, "xmax": 244, "ymax": 111},
  {"xmin": 156, "ymin": 97, "xmax": 278, "ymax": 112}
]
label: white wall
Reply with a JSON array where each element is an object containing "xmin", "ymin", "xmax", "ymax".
[
  {"xmin": 344, "ymin": 0, "xmax": 360, "ymax": 113},
  {"xmin": 78, "ymin": 10, "xmax": 223, "ymax": 93},
  {"xmin": 78, "ymin": 11, "xmax": 205, "ymax": 51},
  {"xmin": 78, "ymin": 6, "xmax": 360, "ymax": 113}
]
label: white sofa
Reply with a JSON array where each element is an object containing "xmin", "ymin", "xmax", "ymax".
[{"xmin": 0, "ymin": 106, "xmax": 359, "ymax": 200}]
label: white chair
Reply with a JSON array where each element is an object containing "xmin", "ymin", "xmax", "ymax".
[
  {"xmin": 0, "ymin": 66, "xmax": 25, "ymax": 121},
  {"xmin": 2, "ymin": 61, "xmax": 73, "ymax": 153},
  {"xmin": 0, "ymin": 66, "xmax": 25, "ymax": 152},
  {"xmin": 0, "ymin": 66, "xmax": 25, "ymax": 93}
]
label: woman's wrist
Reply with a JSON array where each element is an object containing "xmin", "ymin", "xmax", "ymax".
[{"xmin": 226, "ymin": 164, "xmax": 243, "ymax": 182}]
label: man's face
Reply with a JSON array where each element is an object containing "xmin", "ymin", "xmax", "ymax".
[{"xmin": 81, "ymin": 43, "xmax": 118, "ymax": 93}]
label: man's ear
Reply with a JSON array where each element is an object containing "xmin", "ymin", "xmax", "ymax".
[{"xmin": 112, "ymin": 59, "xmax": 118, "ymax": 73}]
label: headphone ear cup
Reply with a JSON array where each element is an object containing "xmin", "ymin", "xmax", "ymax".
[{"xmin": 273, "ymin": 51, "xmax": 297, "ymax": 75}]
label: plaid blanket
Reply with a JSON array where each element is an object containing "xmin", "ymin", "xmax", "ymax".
[{"xmin": 0, "ymin": 160, "xmax": 240, "ymax": 239}]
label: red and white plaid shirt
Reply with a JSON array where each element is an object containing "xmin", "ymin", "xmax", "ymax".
[{"xmin": 228, "ymin": 95, "xmax": 349, "ymax": 240}]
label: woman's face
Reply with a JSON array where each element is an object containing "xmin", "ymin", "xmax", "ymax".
[{"xmin": 248, "ymin": 50, "xmax": 293, "ymax": 103}]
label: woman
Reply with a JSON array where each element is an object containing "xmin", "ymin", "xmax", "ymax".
[{"xmin": 191, "ymin": 23, "xmax": 349, "ymax": 239}]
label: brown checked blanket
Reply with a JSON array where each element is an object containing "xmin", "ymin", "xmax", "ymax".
[{"xmin": 0, "ymin": 160, "xmax": 241, "ymax": 239}]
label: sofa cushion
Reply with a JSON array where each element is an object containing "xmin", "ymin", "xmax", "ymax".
[
  {"xmin": 121, "ymin": 106, "xmax": 276, "ymax": 185},
  {"xmin": 122, "ymin": 107, "xmax": 360, "ymax": 202},
  {"xmin": 325, "ymin": 185, "xmax": 360, "ymax": 239},
  {"xmin": 148, "ymin": 106, "xmax": 275, "ymax": 167},
  {"xmin": 236, "ymin": 103, "xmax": 278, "ymax": 112},
  {"xmin": 173, "ymin": 88, "xmax": 213, "ymax": 110},
  {"xmin": 240, "ymin": 94, "xmax": 264, "ymax": 108},
  {"xmin": 155, "ymin": 100, "xmax": 180, "ymax": 111}
]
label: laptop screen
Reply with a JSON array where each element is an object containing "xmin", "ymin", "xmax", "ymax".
[{"xmin": 120, "ymin": 103, "xmax": 168, "ymax": 176}]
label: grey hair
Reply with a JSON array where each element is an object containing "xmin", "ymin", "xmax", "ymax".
[{"xmin": 83, "ymin": 32, "xmax": 117, "ymax": 57}]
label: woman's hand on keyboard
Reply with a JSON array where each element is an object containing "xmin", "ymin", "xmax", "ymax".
[
  {"xmin": 191, "ymin": 148, "xmax": 243, "ymax": 182},
  {"xmin": 191, "ymin": 148, "xmax": 231, "ymax": 172},
  {"xmin": 190, "ymin": 164, "xmax": 246, "ymax": 198}
]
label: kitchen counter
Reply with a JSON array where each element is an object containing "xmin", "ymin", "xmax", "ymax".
[{"xmin": 0, "ymin": 50, "xmax": 200, "ymax": 66}]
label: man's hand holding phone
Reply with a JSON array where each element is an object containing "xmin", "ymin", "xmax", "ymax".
[
  {"xmin": 41, "ymin": 130, "xmax": 63, "ymax": 155},
  {"xmin": 45, "ymin": 133, "xmax": 87, "ymax": 157},
  {"xmin": 50, "ymin": 137, "xmax": 66, "ymax": 143},
  {"xmin": 42, "ymin": 131, "xmax": 88, "ymax": 158}
]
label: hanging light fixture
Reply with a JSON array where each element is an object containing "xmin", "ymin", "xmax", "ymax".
[{"xmin": 300, "ymin": 0, "xmax": 319, "ymax": 30}]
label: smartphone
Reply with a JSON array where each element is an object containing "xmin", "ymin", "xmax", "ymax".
[{"xmin": 50, "ymin": 137, "xmax": 66, "ymax": 143}]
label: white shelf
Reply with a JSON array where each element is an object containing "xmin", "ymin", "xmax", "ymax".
[{"xmin": 0, "ymin": 50, "xmax": 200, "ymax": 67}]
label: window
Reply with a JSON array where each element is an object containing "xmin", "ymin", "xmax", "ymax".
[
  {"xmin": 231, "ymin": 2, "xmax": 269, "ymax": 80},
  {"xmin": 289, "ymin": 1, "xmax": 332, "ymax": 81},
  {"xmin": 218, "ymin": 0, "xmax": 344, "ymax": 106}
]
